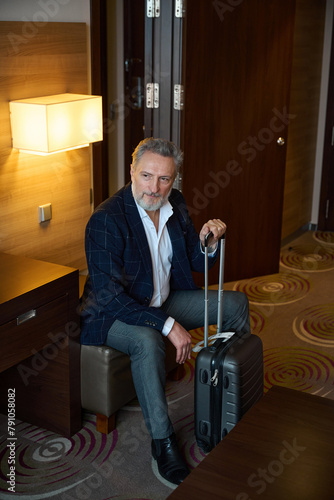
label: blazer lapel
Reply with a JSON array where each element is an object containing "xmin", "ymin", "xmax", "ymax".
[
  {"xmin": 166, "ymin": 211, "xmax": 185, "ymax": 252},
  {"xmin": 123, "ymin": 184, "xmax": 153, "ymax": 277},
  {"xmin": 166, "ymin": 192, "xmax": 188, "ymax": 255}
]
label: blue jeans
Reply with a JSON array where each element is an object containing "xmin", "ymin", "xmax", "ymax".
[{"xmin": 105, "ymin": 289, "xmax": 250, "ymax": 439}]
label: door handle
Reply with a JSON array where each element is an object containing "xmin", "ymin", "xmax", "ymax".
[{"xmin": 277, "ymin": 137, "xmax": 285, "ymax": 146}]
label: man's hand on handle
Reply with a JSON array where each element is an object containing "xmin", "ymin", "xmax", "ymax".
[{"xmin": 199, "ymin": 219, "xmax": 226, "ymax": 251}]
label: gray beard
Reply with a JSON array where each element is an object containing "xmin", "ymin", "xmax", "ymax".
[{"xmin": 133, "ymin": 187, "xmax": 172, "ymax": 212}]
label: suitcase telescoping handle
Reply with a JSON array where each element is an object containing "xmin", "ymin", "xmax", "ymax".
[{"xmin": 204, "ymin": 231, "xmax": 226, "ymax": 348}]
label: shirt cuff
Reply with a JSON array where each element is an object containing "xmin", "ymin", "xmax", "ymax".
[
  {"xmin": 200, "ymin": 242, "xmax": 218, "ymax": 256},
  {"xmin": 162, "ymin": 316, "xmax": 175, "ymax": 336}
]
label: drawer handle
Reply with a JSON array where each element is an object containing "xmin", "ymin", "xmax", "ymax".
[{"xmin": 17, "ymin": 309, "xmax": 37, "ymax": 325}]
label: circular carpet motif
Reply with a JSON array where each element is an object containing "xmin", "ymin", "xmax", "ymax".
[
  {"xmin": 233, "ymin": 274, "xmax": 310, "ymax": 305},
  {"xmin": 263, "ymin": 347, "xmax": 334, "ymax": 396},
  {"xmin": 293, "ymin": 304, "xmax": 334, "ymax": 347},
  {"xmin": 0, "ymin": 419, "xmax": 118, "ymax": 497},
  {"xmin": 280, "ymin": 243, "xmax": 334, "ymax": 272},
  {"xmin": 249, "ymin": 308, "xmax": 266, "ymax": 335},
  {"xmin": 313, "ymin": 231, "xmax": 334, "ymax": 246}
]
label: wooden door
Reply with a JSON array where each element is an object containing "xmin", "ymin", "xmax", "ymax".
[
  {"xmin": 123, "ymin": 0, "xmax": 146, "ymax": 184},
  {"xmin": 181, "ymin": 0, "xmax": 296, "ymax": 284},
  {"xmin": 318, "ymin": 9, "xmax": 334, "ymax": 231}
]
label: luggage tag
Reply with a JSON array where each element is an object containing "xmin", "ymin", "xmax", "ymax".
[{"xmin": 192, "ymin": 331, "xmax": 235, "ymax": 353}]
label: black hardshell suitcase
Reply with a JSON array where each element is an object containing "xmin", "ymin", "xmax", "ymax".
[{"xmin": 194, "ymin": 232, "xmax": 263, "ymax": 453}]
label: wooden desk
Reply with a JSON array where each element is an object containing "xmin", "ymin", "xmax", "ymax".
[
  {"xmin": 168, "ymin": 386, "xmax": 334, "ymax": 500},
  {"xmin": 0, "ymin": 253, "xmax": 81, "ymax": 437}
]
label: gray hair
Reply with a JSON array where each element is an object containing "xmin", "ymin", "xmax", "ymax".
[{"xmin": 131, "ymin": 137, "xmax": 183, "ymax": 174}]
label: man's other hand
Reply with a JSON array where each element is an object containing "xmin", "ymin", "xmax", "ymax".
[{"xmin": 167, "ymin": 322, "xmax": 192, "ymax": 364}]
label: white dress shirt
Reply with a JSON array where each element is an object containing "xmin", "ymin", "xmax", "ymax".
[{"xmin": 135, "ymin": 199, "xmax": 175, "ymax": 336}]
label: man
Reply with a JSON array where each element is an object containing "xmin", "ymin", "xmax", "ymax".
[{"xmin": 80, "ymin": 137, "xmax": 250, "ymax": 485}]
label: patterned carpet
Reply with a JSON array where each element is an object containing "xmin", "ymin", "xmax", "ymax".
[{"xmin": 0, "ymin": 230, "xmax": 333, "ymax": 499}]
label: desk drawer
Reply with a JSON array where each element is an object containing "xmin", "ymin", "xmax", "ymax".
[{"xmin": 0, "ymin": 294, "xmax": 69, "ymax": 373}]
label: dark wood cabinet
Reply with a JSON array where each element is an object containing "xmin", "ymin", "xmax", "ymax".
[{"xmin": 0, "ymin": 253, "xmax": 81, "ymax": 437}]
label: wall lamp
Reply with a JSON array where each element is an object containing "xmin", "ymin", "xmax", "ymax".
[{"xmin": 9, "ymin": 93, "xmax": 103, "ymax": 155}]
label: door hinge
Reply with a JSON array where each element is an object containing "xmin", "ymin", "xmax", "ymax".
[
  {"xmin": 147, "ymin": 0, "xmax": 160, "ymax": 17},
  {"xmin": 175, "ymin": 0, "xmax": 186, "ymax": 17},
  {"xmin": 146, "ymin": 83, "xmax": 159, "ymax": 108},
  {"xmin": 173, "ymin": 84, "xmax": 184, "ymax": 110},
  {"xmin": 325, "ymin": 199, "xmax": 330, "ymax": 219}
]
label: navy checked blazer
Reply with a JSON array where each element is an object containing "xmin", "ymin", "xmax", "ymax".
[{"xmin": 80, "ymin": 183, "xmax": 218, "ymax": 345}]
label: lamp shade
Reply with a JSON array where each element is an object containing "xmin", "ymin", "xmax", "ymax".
[{"xmin": 9, "ymin": 93, "xmax": 103, "ymax": 154}]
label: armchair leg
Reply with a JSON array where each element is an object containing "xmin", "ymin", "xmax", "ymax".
[
  {"xmin": 96, "ymin": 412, "xmax": 116, "ymax": 434},
  {"xmin": 167, "ymin": 364, "xmax": 185, "ymax": 381}
]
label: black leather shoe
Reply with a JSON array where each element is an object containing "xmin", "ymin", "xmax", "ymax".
[{"xmin": 152, "ymin": 433, "xmax": 190, "ymax": 485}]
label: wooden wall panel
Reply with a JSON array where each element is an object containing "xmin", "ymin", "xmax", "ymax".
[
  {"xmin": 0, "ymin": 22, "xmax": 91, "ymax": 270},
  {"xmin": 281, "ymin": 0, "xmax": 326, "ymax": 239}
]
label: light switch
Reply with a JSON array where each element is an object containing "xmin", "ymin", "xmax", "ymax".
[{"xmin": 39, "ymin": 203, "xmax": 52, "ymax": 223}]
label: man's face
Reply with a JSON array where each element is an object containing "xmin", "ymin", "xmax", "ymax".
[{"xmin": 131, "ymin": 151, "xmax": 176, "ymax": 211}]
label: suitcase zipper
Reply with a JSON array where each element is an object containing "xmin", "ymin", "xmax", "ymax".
[{"xmin": 211, "ymin": 369, "xmax": 219, "ymax": 386}]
